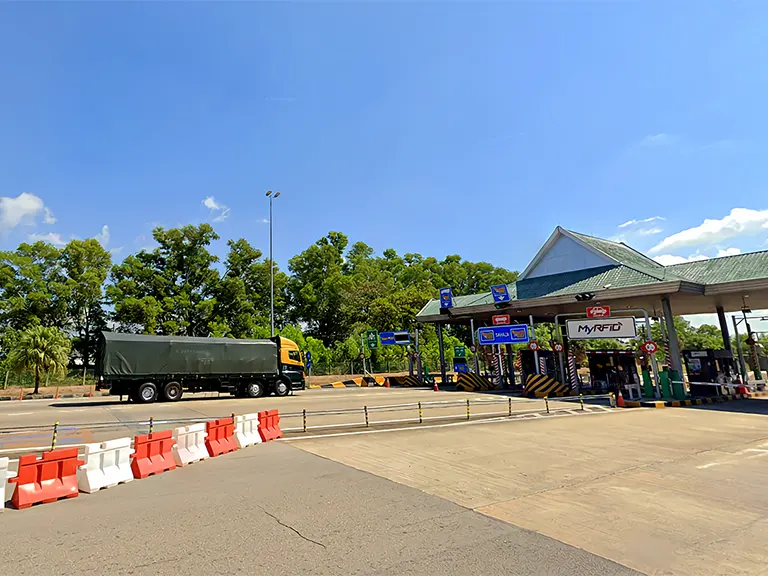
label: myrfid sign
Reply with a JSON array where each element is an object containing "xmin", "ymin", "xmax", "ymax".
[{"xmin": 566, "ymin": 317, "xmax": 637, "ymax": 340}]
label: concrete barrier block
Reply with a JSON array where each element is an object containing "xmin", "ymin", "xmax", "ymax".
[
  {"xmin": 172, "ymin": 423, "xmax": 209, "ymax": 466},
  {"xmin": 235, "ymin": 413, "xmax": 262, "ymax": 449}
]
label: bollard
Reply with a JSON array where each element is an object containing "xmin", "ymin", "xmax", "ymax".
[
  {"xmin": 466, "ymin": 399, "xmax": 470, "ymax": 420},
  {"xmin": 364, "ymin": 406, "xmax": 369, "ymax": 427},
  {"xmin": 148, "ymin": 416, "xmax": 154, "ymax": 435},
  {"xmin": 51, "ymin": 421, "xmax": 59, "ymax": 451},
  {"xmin": 609, "ymin": 393, "xmax": 616, "ymax": 408},
  {"xmin": 302, "ymin": 409, "xmax": 307, "ymax": 433},
  {"xmin": 508, "ymin": 397, "xmax": 512, "ymax": 416},
  {"xmin": 579, "ymin": 394, "xmax": 584, "ymax": 411},
  {"xmin": 545, "ymin": 396, "xmax": 550, "ymax": 414},
  {"xmin": 418, "ymin": 402, "xmax": 423, "ymax": 424},
  {"xmin": 54, "ymin": 386, "xmax": 59, "ymax": 400}
]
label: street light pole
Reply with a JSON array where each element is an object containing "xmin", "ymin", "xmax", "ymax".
[{"xmin": 266, "ymin": 190, "xmax": 281, "ymax": 337}]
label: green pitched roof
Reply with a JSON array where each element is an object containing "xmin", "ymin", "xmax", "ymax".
[
  {"xmin": 567, "ymin": 230, "xmax": 679, "ymax": 281},
  {"xmin": 666, "ymin": 250, "xmax": 768, "ymax": 284}
]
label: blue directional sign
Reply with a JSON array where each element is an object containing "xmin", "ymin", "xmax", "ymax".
[
  {"xmin": 439, "ymin": 287, "xmax": 453, "ymax": 309},
  {"xmin": 305, "ymin": 351, "xmax": 312, "ymax": 361},
  {"xmin": 454, "ymin": 363, "xmax": 469, "ymax": 373},
  {"xmin": 477, "ymin": 324, "xmax": 530, "ymax": 345},
  {"xmin": 306, "ymin": 361, "xmax": 313, "ymax": 370},
  {"xmin": 380, "ymin": 332, "xmax": 396, "ymax": 345},
  {"xmin": 490, "ymin": 284, "xmax": 510, "ymax": 303}
]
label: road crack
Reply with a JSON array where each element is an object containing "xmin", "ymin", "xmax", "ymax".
[{"xmin": 258, "ymin": 506, "xmax": 327, "ymax": 548}]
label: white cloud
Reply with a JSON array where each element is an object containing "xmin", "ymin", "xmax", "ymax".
[
  {"xmin": 0, "ymin": 192, "xmax": 50, "ymax": 231},
  {"xmin": 42, "ymin": 207, "xmax": 56, "ymax": 225},
  {"xmin": 203, "ymin": 196, "xmax": 231, "ymax": 222},
  {"xmin": 637, "ymin": 227, "xmax": 663, "ymax": 236},
  {"xmin": 639, "ymin": 133, "xmax": 678, "ymax": 147},
  {"xmin": 94, "ymin": 225, "xmax": 110, "ymax": 247},
  {"xmin": 618, "ymin": 216, "xmax": 665, "ymax": 229},
  {"xmin": 650, "ymin": 208, "xmax": 768, "ymax": 254},
  {"xmin": 28, "ymin": 232, "xmax": 67, "ymax": 246},
  {"xmin": 653, "ymin": 253, "xmax": 708, "ymax": 266},
  {"xmin": 109, "ymin": 246, "xmax": 123, "ymax": 257},
  {"xmin": 260, "ymin": 218, "xmax": 270, "ymax": 224}
]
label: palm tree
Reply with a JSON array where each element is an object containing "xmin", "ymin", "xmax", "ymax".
[{"xmin": 8, "ymin": 326, "xmax": 71, "ymax": 395}]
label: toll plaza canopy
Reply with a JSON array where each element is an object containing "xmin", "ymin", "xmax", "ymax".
[{"xmin": 416, "ymin": 227, "xmax": 768, "ymax": 379}]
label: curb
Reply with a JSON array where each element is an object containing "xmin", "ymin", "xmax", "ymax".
[
  {"xmin": 0, "ymin": 391, "xmax": 110, "ymax": 402},
  {"xmin": 624, "ymin": 392, "xmax": 766, "ymax": 409}
]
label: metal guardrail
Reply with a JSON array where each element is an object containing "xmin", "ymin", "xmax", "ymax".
[{"xmin": 0, "ymin": 394, "xmax": 612, "ymax": 437}]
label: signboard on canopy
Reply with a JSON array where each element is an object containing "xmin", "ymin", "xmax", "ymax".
[
  {"xmin": 477, "ymin": 325, "xmax": 530, "ymax": 345},
  {"xmin": 566, "ymin": 317, "xmax": 637, "ymax": 340}
]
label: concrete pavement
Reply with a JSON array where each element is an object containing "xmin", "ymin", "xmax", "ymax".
[
  {"xmin": 292, "ymin": 398, "xmax": 768, "ymax": 576},
  {"xmin": 0, "ymin": 441, "xmax": 637, "ymax": 576}
]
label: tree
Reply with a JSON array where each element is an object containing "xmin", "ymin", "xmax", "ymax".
[
  {"xmin": 0, "ymin": 241, "xmax": 68, "ymax": 332},
  {"xmin": 61, "ymin": 239, "xmax": 111, "ymax": 369},
  {"xmin": 8, "ymin": 326, "xmax": 71, "ymax": 394},
  {"xmin": 108, "ymin": 225, "xmax": 220, "ymax": 336}
]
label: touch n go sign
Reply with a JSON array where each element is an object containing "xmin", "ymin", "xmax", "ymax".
[{"xmin": 566, "ymin": 317, "xmax": 637, "ymax": 340}]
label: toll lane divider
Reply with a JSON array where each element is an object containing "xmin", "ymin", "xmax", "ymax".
[
  {"xmin": 310, "ymin": 376, "xmax": 389, "ymax": 389},
  {"xmin": 77, "ymin": 438, "xmax": 134, "ymax": 493},
  {"xmin": 9, "ymin": 448, "xmax": 84, "ymax": 509},
  {"xmin": 172, "ymin": 423, "xmax": 209, "ymax": 466},
  {"xmin": 623, "ymin": 393, "xmax": 752, "ymax": 409},
  {"xmin": 524, "ymin": 374, "xmax": 569, "ymax": 398},
  {"xmin": 456, "ymin": 373, "xmax": 498, "ymax": 392},
  {"xmin": 205, "ymin": 418, "xmax": 238, "ymax": 457},
  {"xmin": 131, "ymin": 430, "xmax": 176, "ymax": 479},
  {"xmin": 234, "ymin": 414, "xmax": 262, "ymax": 449}
]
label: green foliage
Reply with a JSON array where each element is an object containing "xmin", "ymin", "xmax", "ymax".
[{"xmin": 8, "ymin": 325, "xmax": 71, "ymax": 394}]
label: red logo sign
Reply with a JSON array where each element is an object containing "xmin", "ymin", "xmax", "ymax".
[
  {"xmin": 586, "ymin": 306, "xmax": 611, "ymax": 318},
  {"xmin": 553, "ymin": 342, "xmax": 564, "ymax": 353},
  {"xmin": 528, "ymin": 341, "xmax": 540, "ymax": 351},
  {"xmin": 641, "ymin": 341, "xmax": 658, "ymax": 354},
  {"xmin": 492, "ymin": 314, "xmax": 511, "ymax": 326}
]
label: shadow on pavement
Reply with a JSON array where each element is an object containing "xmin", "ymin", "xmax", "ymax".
[{"xmin": 684, "ymin": 397, "xmax": 768, "ymax": 416}]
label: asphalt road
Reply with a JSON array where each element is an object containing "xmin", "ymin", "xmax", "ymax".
[
  {"xmin": 0, "ymin": 387, "xmax": 577, "ymax": 453},
  {"xmin": 0, "ymin": 440, "xmax": 638, "ymax": 576}
]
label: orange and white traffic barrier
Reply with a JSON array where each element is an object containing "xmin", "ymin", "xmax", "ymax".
[
  {"xmin": 0, "ymin": 457, "xmax": 10, "ymax": 511},
  {"xmin": 9, "ymin": 448, "xmax": 84, "ymax": 509},
  {"xmin": 131, "ymin": 430, "xmax": 176, "ymax": 479},
  {"xmin": 77, "ymin": 438, "xmax": 134, "ymax": 493},
  {"xmin": 172, "ymin": 423, "xmax": 209, "ymax": 466},
  {"xmin": 234, "ymin": 414, "xmax": 262, "ymax": 449}
]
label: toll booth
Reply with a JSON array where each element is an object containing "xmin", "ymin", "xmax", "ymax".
[
  {"xmin": 518, "ymin": 349, "xmax": 557, "ymax": 381},
  {"xmin": 586, "ymin": 350, "xmax": 641, "ymax": 399},
  {"xmin": 682, "ymin": 349, "xmax": 735, "ymax": 384}
]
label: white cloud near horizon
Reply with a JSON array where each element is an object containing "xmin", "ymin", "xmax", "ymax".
[
  {"xmin": 639, "ymin": 133, "xmax": 678, "ymax": 148},
  {"xmin": 28, "ymin": 232, "xmax": 67, "ymax": 246},
  {"xmin": 0, "ymin": 192, "xmax": 56, "ymax": 231},
  {"xmin": 203, "ymin": 196, "xmax": 231, "ymax": 222},
  {"xmin": 637, "ymin": 227, "xmax": 663, "ymax": 236},
  {"xmin": 650, "ymin": 208, "xmax": 768, "ymax": 254},
  {"xmin": 94, "ymin": 225, "xmax": 110, "ymax": 247},
  {"xmin": 618, "ymin": 216, "xmax": 665, "ymax": 229},
  {"xmin": 716, "ymin": 247, "xmax": 741, "ymax": 257},
  {"xmin": 653, "ymin": 253, "xmax": 709, "ymax": 266}
]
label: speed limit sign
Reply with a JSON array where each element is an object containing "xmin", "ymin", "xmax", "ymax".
[
  {"xmin": 528, "ymin": 341, "xmax": 540, "ymax": 351},
  {"xmin": 641, "ymin": 341, "xmax": 658, "ymax": 354},
  {"xmin": 553, "ymin": 342, "xmax": 564, "ymax": 353}
]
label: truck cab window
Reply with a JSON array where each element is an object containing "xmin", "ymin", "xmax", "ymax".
[{"xmin": 288, "ymin": 350, "xmax": 302, "ymax": 363}]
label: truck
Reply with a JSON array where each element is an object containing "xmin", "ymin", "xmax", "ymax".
[{"xmin": 97, "ymin": 332, "xmax": 306, "ymax": 403}]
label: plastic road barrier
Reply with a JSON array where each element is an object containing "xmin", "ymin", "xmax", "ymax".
[
  {"xmin": 0, "ymin": 457, "xmax": 9, "ymax": 511},
  {"xmin": 131, "ymin": 430, "xmax": 176, "ymax": 479},
  {"xmin": 258, "ymin": 410, "xmax": 283, "ymax": 442},
  {"xmin": 234, "ymin": 413, "xmax": 262, "ymax": 449},
  {"xmin": 205, "ymin": 417, "xmax": 238, "ymax": 457},
  {"xmin": 9, "ymin": 448, "xmax": 84, "ymax": 510},
  {"xmin": 77, "ymin": 438, "xmax": 134, "ymax": 493},
  {"xmin": 172, "ymin": 423, "xmax": 209, "ymax": 466}
]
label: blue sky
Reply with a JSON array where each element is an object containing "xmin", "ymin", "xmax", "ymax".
[{"xmin": 2, "ymin": 2, "xmax": 768, "ymax": 285}]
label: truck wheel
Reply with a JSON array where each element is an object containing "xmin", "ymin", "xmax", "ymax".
[
  {"xmin": 137, "ymin": 382, "xmax": 158, "ymax": 403},
  {"xmin": 245, "ymin": 381, "xmax": 264, "ymax": 398},
  {"xmin": 274, "ymin": 378, "xmax": 291, "ymax": 397},
  {"xmin": 161, "ymin": 381, "xmax": 183, "ymax": 402}
]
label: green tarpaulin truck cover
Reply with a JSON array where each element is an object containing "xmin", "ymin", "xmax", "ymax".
[{"xmin": 98, "ymin": 332, "xmax": 279, "ymax": 377}]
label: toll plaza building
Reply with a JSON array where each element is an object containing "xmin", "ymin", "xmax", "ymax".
[{"xmin": 416, "ymin": 227, "xmax": 768, "ymax": 398}]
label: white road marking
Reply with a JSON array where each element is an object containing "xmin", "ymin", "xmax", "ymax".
[{"xmin": 697, "ymin": 462, "xmax": 724, "ymax": 469}]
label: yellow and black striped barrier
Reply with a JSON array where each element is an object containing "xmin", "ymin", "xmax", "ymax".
[
  {"xmin": 456, "ymin": 373, "xmax": 498, "ymax": 392},
  {"xmin": 524, "ymin": 374, "xmax": 569, "ymax": 398},
  {"xmin": 388, "ymin": 376, "xmax": 424, "ymax": 387}
]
